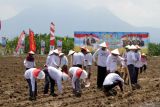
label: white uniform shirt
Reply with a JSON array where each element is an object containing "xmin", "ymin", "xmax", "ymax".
[
  {"xmin": 72, "ymin": 69, "xmax": 88, "ymax": 89},
  {"xmin": 126, "ymin": 51, "xmax": 137, "ymax": 65},
  {"xmin": 47, "ymin": 66, "xmax": 64, "ymax": 93},
  {"xmin": 122, "ymin": 52, "xmax": 128, "ymax": 67},
  {"xmin": 93, "ymin": 48, "xmax": 110, "ymax": 67},
  {"xmin": 103, "ymin": 73, "xmax": 124, "ymax": 86},
  {"xmin": 24, "ymin": 68, "xmax": 36, "ymax": 91},
  {"xmin": 46, "ymin": 55, "xmax": 52, "ymax": 66},
  {"xmin": 85, "ymin": 53, "xmax": 93, "ymax": 66},
  {"xmin": 24, "ymin": 59, "xmax": 35, "ymax": 68},
  {"xmin": 72, "ymin": 53, "xmax": 78, "ymax": 66},
  {"xmin": 106, "ymin": 54, "xmax": 124, "ymax": 73},
  {"xmin": 75, "ymin": 52, "xmax": 85, "ymax": 65},
  {"xmin": 134, "ymin": 51, "xmax": 142, "ymax": 68},
  {"xmin": 50, "ymin": 54, "xmax": 60, "ymax": 68},
  {"xmin": 60, "ymin": 55, "xmax": 68, "ymax": 68}
]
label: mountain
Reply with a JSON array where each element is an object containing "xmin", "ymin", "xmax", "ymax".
[{"xmin": 0, "ymin": 5, "xmax": 159, "ymax": 42}]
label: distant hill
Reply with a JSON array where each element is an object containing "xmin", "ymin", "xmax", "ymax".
[{"xmin": 0, "ymin": 6, "xmax": 159, "ymax": 42}]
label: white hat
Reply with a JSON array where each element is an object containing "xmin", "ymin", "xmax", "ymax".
[
  {"xmin": 81, "ymin": 46, "xmax": 87, "ymax": 51},
  {"xmin": 135, "ymin": 45, "xmax": 141, "ymax": 49},
  {"xmin": 48, "ymin": 50, "xmax": 54, "ymax": 55},
  {"xmin": 53, "ymin": 49, "xmax": 59, "ymax": 54},
  {"xmin": 125, "ymin": 45, "xmax": 130, "ymax": 49},
  {"xmin": 68, "ymin": 50, "xmax": 75, "ymax": 56},
  {"xmin": 142, "ymin": 53, "xmax": 146, "ymax": 56},
  {"xmin": 59, "ymin": 53, "xmax": 64, "ymax": 56},
  {"xmin": 86, "ymin": 48, "xmax": 90, "ymax": 53},
  {"xmin": 28, "ymin": 51, "xmax": 35, "ymax": 55},
  {"xmin": 62, "ymin": 72, "xmax": 70, "ymax": 81},
  {"xmin": 111, "ymin": 49, "xmax": 120, "ymax": 55},
  {"xmin": 129, "ymin": 45, "xmax": 137, "ymax": 50},
  {"xmin": 99, "ymin": 42, "xmax": 107, "ymax": 47}
]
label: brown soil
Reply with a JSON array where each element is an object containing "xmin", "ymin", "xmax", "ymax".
[{"xmin": 0, "ymin": 55, "xmax": 160, "ymax": 107}]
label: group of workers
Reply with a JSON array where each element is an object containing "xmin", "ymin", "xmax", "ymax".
[{"xmin": 24, "ymin": 42, "xmax": 148, "ymax": 101}]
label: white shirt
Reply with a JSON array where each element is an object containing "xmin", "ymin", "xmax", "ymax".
[
  {"xmin": 46, "ymin": 55, "xmax": 52, "ymax": 66},
  {"xmin": 106, "ymin": 54, "xmax": 124, "ymax": 73},
  {"xmin": 72, "ymin": 68, "xmax": 88, "ymax": 89},
  {"xmin": 126, "ymin": 51, "xmax": 137, "ymax": 65},
  {"xmin": 59, "ymin": 55, "xmax": 68, "ymax": 68},
  {"xmin": 72, "ymin": 52, "xmax": 78, "ymax": 66},
  {"xmin": 103, "ymin": 73, "xmax": 124, "ymax": 86},
  {"xmin": 24, "ymin": 68, "xmax": 36, "ymax": 91},
  {"xmin": 122, "ymin": 51, "xmax": 128, "ymax": 67},
  {"xmin": 50, "ymin": 54, "xmax": 60, "ymax": 68},
  {"xmin": 24, "ymin": 59, "xmax": 35, "ymax": 69},
  {"xmin": 75, "ymin": 52, "xmax": 85, "ymax": 65},
  {"xmin": 134, "ymin": 51, "xmax": 142, "ymax": 68},
  {"xmin": 84, "ymin": 53, "xmax": 92, "ymax": 66},
  {"xmin": 47, "ymin": 66, "xmax": 64, "ymax": 93},
  {"xmin": 93, "ymin": 48, "xmax": 110, "ymax": 67}
]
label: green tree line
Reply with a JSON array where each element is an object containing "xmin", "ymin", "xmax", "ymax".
[{"xmin": 3, "ymin": 34, "xmax": 74, "ymax": 55}]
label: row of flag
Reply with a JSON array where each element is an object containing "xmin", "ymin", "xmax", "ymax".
[{"xmin": 15, "ymin": 22, "xmax": 55, "ymax": 53}]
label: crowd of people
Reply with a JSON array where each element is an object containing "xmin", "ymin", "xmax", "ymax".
[{"xmin": 23, "ymin": 42, "xmax": 148, "ymax": 101}]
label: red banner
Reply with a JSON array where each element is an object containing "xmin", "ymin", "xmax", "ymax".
[{"xmin": 29, "ymin": 29, "xmax": 36, "ymax": 52}]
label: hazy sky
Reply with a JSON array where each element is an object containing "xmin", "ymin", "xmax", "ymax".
[{"xmin": 0, "ymin": 0, "xmax": 160, "ymax": 29}]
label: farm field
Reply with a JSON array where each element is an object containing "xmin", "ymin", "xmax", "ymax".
[{"xmin": 0, "ymin": 55, "xmax": 160, "ymax": 107}]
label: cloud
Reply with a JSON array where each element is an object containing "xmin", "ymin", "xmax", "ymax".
[{"xmin": 0, "ymin": 0, "xmax": 160, "ymax": 28}]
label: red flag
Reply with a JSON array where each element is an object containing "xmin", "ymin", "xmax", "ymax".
[
  {"xmin": 16, "ymin": 31, "xmax": 25, "ymax": 53},
  {"xmin": 50, "ymin": 22, "xmax": 55, "ymax": 50},
  {"xmin": 29, "ymin": 29, "xmax": 36, "ymax": 52}
]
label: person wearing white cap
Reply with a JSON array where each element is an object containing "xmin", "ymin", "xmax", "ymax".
[
  {"xmin": 93, "ymin": 42, "xmax": 110, "ymax": 89},
  {"xmin": 50, "ymin": 49, "xmax": 60, "ymax": 68},
  {"xmin": 24, "ymin": 68, "xmax": 45, "ymax": 100},
  {"xmin": 24, "ymin": 51, "xmax": 36, "ymax": 70},
  {"xmin": 121, "ymin": 45, "xmax": 130, "ymax": 84},
  {"xmin": 134, "ymin": 45, "xmax": 141, "ymax": 86},
  {"xmin": 126, "ymin": 45, "xmax": 137, "ymax": 86},
  {"xmin": 140, "ymin": 53, "xmax": 147, "ymax": 73},
  {"xmin": 103, "ymin": 71, "xmax": 124, "ymax": 96},
  {"xmin": 106, "ymin": 49, "xmax": 124, "ymax": 73},
  {"xmin": 59, "ymin": 53, "xmax": 68, "ymax": 74},
  {"xmin": 68, "ymin": 50, "xmax": 77, "ymax": 67},
  {"xmin": 69, "ymin": 67, "xmax": 88, "ymax": 97},
  {"xmin": 84, "ymin": 48, "xmax": 93, "ymax": 85},
  {"xmin": 43, "ymin": 66, "xmax": 70, "ymax": 96}
]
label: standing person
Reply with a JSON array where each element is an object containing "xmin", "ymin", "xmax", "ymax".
[
  {"xmin": 84, "ymin": 48, "xmax": 92, "ymax": 87},
  {"xmin": 59, "ymin": 53, "xmax": 68, "ymax": 74},
  {"xmin": 127, "ymin": 45, "xmax": 137, "ymax": 88},
  {"xmin": 106, "ymin": 49, "xmax": 124, "ymax": 73},
  {"xmin": 24, "ymin": 68, "xmax": 45, "ymax": 101},
  {"xmin": 69, "ymin": 67, "xmax": 88, "ymax": 97},
  {"xmin": 24, "ymin": 51, "xmax": 36, "ymax": 70},
  {"xmin": 75, "ymin": 47, "xmax": 86, "ymax": 68},
  {"xmin": 103, "ymin": 72, "xmax": 124, "ymax": 96},
  {"xmin": 43, "ymin": 66, "xmax": 70, "ymax": 96},
  {"xmin": 134, "ymin": 45, "xmax": 141, "ymax": 87},
  {"xmin": 140, "ymin": 53, "xmax": 148, "ymax": 73},
  {"xmin": 50, "ymin": 49, "xmax": 60, "ymax": 68},
  {"xmin": 68, "ymin": 50, "xmax": 77, "ymax": 67},
  {"xmin": 93, "ymin": 42, "xmax": 110, "ymax": 89},
  {"xmin": 121, "ymin": 45, "xmax": 130, "ymax": 84}
]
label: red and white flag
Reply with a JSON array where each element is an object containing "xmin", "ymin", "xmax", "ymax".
[
  {"xmin": 29, "ymin": 29, "xmax": 36, "ymax": 52},
  {"xmin": 50, "ymin": 22, "xmax": 55, "ymax": 50},
  {"xmin": 16, "ymin": 31, "xmax": 26, "ymax": 53}
]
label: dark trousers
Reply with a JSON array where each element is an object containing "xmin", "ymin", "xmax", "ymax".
[
  {"xmin": 135, "ymin": 67, "xmax": 139, "ymax": 84},
  {"xmin": 127, "ymin": 64, "xmax": 136, "ymax": 84},
  {"xmin": 26, "ymin": 79, "xmax": 37, "ymax": 97},
  {"xmin": 97, "ymin": 66, "xmax": 107, "ymax": 88},
  {"xmin": 140, "ymin": 65, "xmax": 147, "ymax": 73},
  {"xmin": 44, "ymin": 71, "xmax": 55, "ymax": 94},
  {"xmin": 44, "ymin": 71, "xmax": 50, "ymax": 94},
  {"xmin": 103, "ymin": 80, "xmax": 123, "ymax": 92},
  {"xmin": 75, "ymin": 78, "xmax": 81, "ymax": 92}
]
